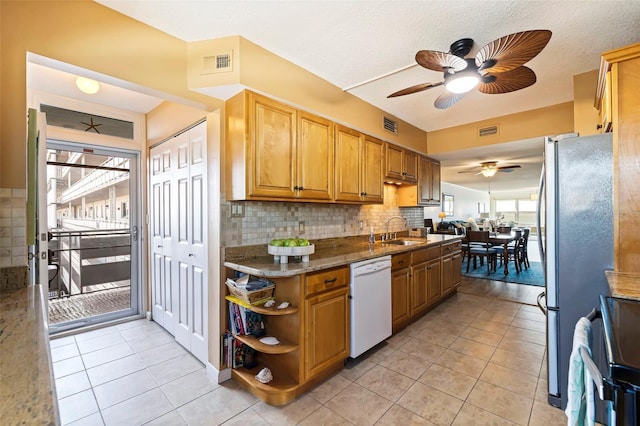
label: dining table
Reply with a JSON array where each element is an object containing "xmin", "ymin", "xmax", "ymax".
[{"xmin": 489, "ymin": 232, "xmax": 517, "ymax": 275}]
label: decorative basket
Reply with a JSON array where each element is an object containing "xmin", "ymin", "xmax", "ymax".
[{"xmin": 225, "ymin": 280, "xmax": 275, "ymax": 305}]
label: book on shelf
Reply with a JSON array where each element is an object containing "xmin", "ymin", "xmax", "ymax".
[
  {"xmin": 221, "ymin": 333, "xmax": 257, "ymax": 369},
  {"xmin": 227, "ymin": 298, "xmax": 266, "ymax": 338}
]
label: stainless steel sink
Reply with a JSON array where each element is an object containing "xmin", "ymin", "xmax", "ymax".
[{"xmin": 382, "ymin": 239, "xmax": 425, "ymax": 246}]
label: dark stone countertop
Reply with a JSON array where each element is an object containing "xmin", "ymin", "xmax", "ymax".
[{"xmin": 224, "ymin": 234, "xmax": 463, "ymax": 277}]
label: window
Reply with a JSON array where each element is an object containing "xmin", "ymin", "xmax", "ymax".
[{"xmin": 121, "ymin": 202, "xmax": 128, "ymax": 218}]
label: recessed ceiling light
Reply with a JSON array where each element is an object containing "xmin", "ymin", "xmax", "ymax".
[{"xmin": 75, "ymin": 76, "xmax": 100, "ymax": 95}]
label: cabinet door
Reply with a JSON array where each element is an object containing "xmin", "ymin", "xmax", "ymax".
[
  {"xmin": 361, "ymin": 135, "xmax": 384, "ymax": 203},
  {"xmin": 249, "ymin": 93, "xmax": 297, "ymax": 198},
  {"xmin": 305, "ymin": 287, "xmax": 350, "ymax": 379},
  {"xmin": 385, "ymin": 143, "xmax": 404, "ymax": 181},
  {"xmin": 403, "ymin": 150, "xmax": 419, "ymax": 183},
  {"xmin": 430, "ymin": 160, "xmax": 441, "ymax": 203},
  {"xmin": 418, "ymin": 155, "xmax": 432, "ymax": 205},
  {"xmin": 334, "ymin": 125, "xmax": 363, "ymax": 202},
  {"xmin": 426, "ymin": 258, "xmax": 442, "ymax": 306},
  {"xmin": 411, "ymin": 262, "xmax": 429, "ymax": 316},
  {"xmin": 298, "ymin": 112, "xmax": 334, "ymax": 200},
  {"xmin": 441, "ymin": 254, "xmax": 455, "ymax": 297},
  {"xmin": 451, "ymin": 251, "xmax": 462, "ymax": 289},
  {"xmin": 391, "ymin": 268, "xmax": 411, "ymax": 331}
]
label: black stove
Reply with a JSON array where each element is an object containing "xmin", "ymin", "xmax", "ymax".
[{"xmin": 600, "ymin": 295, "xmax": 640, "ymax": 425}]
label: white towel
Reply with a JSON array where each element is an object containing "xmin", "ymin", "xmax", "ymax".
[{"xmin": 565, "ymin": 317, "xmax": 595, "ymax": 426}]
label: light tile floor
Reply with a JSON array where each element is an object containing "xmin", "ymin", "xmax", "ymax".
[{"xmin": 51, "ymin": 278, "xmax": 568, "ymax": 425}]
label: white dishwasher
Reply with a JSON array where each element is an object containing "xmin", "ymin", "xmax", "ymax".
[{"xmin": 349, "ymin": 255, "xmax": 392, "ymax": 358}]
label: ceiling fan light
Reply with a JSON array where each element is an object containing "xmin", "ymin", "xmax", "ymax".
[
  {"xmin": 75, "ymin": 76, "xmax": 100, "ymax": 95},
  {"xmin": 445, "ymin": 74, "xmax": 479, "ymax": 94},
  {"xmin": 481, "ymin": 167, "xmax": 498, "ymax": 177}
]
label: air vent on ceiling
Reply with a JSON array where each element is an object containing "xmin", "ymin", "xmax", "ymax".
[
  {"xmin": 478, "ymin": 125, "xmax": 499, "ymax": 137},
  {"xmin": 201, "ymin": 51, "xmax": 232, "ymax": 74},
  {"xmin": 383, "ymin": 116, "xmax": 398, "ymax": 135}
]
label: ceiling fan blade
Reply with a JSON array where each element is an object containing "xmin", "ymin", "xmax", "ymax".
[
  {"xmin": 478, "ymin": 66, "xmax": 536, "ymax": 94},
  {"xmin": 387, "ymin": 81, "xmax": 443, "ymax": 98},
  {"xmin": 497, "ymin": 165, "xmax": 522, "ymax": 173},
  {"xmin": 475, "ymin": 30, "xmax": 552, "ymax": 73},
  {"xmin": 416, "ymin": 50, "xmax": 468, "ymax": 72},
  {"xmin": 434, "ymin": 91, "xmax": 466, "ymax": 109}
]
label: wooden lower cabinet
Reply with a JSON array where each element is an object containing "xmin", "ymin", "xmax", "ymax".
[
  {"xmin": 391, "ymin": 239, "xmax": 462, "ymax": 331},
  {"xmin": 442, "ymin": 251, "xmax": 462, "ymax": 297},
  {"xmin": 411, "ymin": 261, "xmax": 429, "ymax": 317},
  {"xmin": 391, "ymin": 266, "xmax": 411, "ymax": 332},
  {"xmin": 304, "ymin": 286, "xmax": 349, "ymax": 380},
  {"xmin": 425, "ymin": 258, "xmax": 442, "ymax": 305},
  {"xmin": 227, "ymin": 265, "xmax": 350, "ymax": 406}
]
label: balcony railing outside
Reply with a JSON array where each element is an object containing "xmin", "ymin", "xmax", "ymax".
[{"xmin": 48, "ymin": 229, "xmax": 131, "ymax": 303}]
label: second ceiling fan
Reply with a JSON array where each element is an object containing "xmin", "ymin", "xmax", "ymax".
[
  {"xmin": 388, "ymin": 29, "xmax": 552, "ymax": 109},
  {"xmin": 459, "ymin": 161, "xmax": 522, "ymax": 177}
]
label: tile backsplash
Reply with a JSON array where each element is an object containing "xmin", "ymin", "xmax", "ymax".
[
  {"xmin": 0, "ymin": 188, "xmax": 27, "ymax": 267},
  {"xmin": 223, "ymin": 185, "xmax": 424, "ymax": 247}
]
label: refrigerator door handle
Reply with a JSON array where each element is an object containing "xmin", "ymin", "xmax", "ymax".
[
  {"xmin": 537, "ymin": 291, "xmax": 547, "ymax": 316},
  {"xmin": 537, "ymin": 161, "xmax": 545, "ymax": 270}
]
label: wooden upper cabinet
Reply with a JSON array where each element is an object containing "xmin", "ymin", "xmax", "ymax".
[
  {"xmin": 297, "ymin": 111, "xmax": 334, "ymax": 201},
  {"xmin": 249, "ymin": 93, "xmax": 297, "ymax": 199},
  {"xmin": 361, "ymin": 135, "xmax": 384, "ymax": 203},
  {"xmin": 430, "ymin": 159, "xmax": 441, "ymax": 203},
  {"xmin": 335, "ymin": 125, "xmax": 384, "ymax": 204},
  {"xmin": 384, "ymin": 143, "xmax": 417, "ymax": 184},
  {"xmin": 225, "ymin": 91, "xmax": 333, "ymax": 202},
  {"xmin": 397, "ymin": 155, "xmax": 441, "ymax": 206}
]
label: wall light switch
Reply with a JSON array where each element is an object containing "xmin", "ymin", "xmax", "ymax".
[{"xmin": 299, "ymin": 221, "xmax": 305, "ymax": 234}]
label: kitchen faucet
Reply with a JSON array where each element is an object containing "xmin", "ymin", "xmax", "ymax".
[{"xmin": 385, "ymin": 216, "xmax": 406, "ymax": 240}]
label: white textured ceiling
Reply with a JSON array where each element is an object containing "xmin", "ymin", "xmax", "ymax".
[
  {"xmin": 49, "ymin": 1, "xmax": 640, "ymax": 192},
  {"xmin": 97, "ymin": 0, "xmax": 640, "ymax": 133}
]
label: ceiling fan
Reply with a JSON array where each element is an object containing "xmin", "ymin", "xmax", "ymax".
[
  {"xmin": 387, "ymin": 30, "xmax": 552, "ymax": 109},
  {"xmin": 459, "ymin": 161, "xmax": 522, "ymax": 177}
]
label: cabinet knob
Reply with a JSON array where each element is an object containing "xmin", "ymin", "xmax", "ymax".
[
  {"xmin": 596, "ymin": 124, "xmax": 603, "ymax": 130},
  {"xmin": 299, "ymin": 186, "xmax": 304, "ymax": 191}
]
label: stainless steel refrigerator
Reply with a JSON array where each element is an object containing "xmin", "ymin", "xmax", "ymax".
[{"xmin": 536, "ymin": 132, "xmax": 613, "ymax": 416}]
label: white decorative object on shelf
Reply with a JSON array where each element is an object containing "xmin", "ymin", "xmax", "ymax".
[
  {"xmin": 276, "ymin": 302, "xmax": 290, "ymax": 310},
  {"xmin": 255, "ymin": 367, "xmax": 273, "ymax": 384},
  {"xmin": 259, "ymin": 336, "xmax": 279, "ymax": 345},
  {"xmin": 264, "ymin": 300, "xmax": 276, "ymax": 308},
  {"xmin": 267, "ymin": 244, "xmax": 315, "ymax": 264}
]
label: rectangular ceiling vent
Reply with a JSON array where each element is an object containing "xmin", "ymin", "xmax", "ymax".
[
  {"xmin": 383, "ymin": 116, "xmax": 398, "ymax": 135},
  {"xmin": 478, "ymin": 125, "xmax": 499, "ymax": 137},
  {"xmin": 201, "ymin": 51, "xmax": 232, "ymax": 74}
]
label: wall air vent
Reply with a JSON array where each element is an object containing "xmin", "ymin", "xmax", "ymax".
[
  {"xmin": 478, "ymin": 125, "xmax": 499, "ymax": 137},
  {"xmin": 383, "ymin": 116, "xmax": 398, "ymax": 135},
  {"xmin": 201, "ymin": 51, "xmax": 232, "ymax": 74}
]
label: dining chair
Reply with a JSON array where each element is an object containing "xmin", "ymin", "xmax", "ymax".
[
  {"xmin": 518, "ymin": 228, "xmax": 531, "ymax": 270},
  {"xmin": 494, "ymin": 229, "xmax": 523, "ymax": 273},
  {"xmin": 466, "ymin": 230, "xmax": 499, "ymax": 275}
]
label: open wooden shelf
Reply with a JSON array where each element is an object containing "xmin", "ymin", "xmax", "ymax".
[
  {"xmin": 233, "ymin": 334, "xmax": 298, "ymax": 354},
  {"xmin": 225, "ymin": 295, "xmax": 298, "ymax": 316},
  {"xmin": 232, "ymin": 364, "xmax": 299, "ymax": 406}
]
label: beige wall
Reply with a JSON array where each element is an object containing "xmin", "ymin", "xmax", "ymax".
[
  {"xmin": 188, "ymin": 36, "xmax": 429, "ymax": 153},
  {"xmin": 0, "ymin": 0, "xmax": 218, "ymax": 188},
  {"xmin": 427, "ymin": 102, "xmax": 574, "ymax": 154},
  {"xmin": 573, "ymin": 70, "xmax": 600, "ymax": 137}
]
